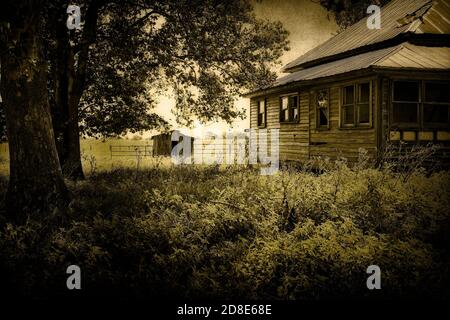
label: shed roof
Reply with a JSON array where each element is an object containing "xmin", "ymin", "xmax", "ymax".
[
  {"xmin": 150, "ymin": 130, "xmax": 194, "ymax": 140},
  {"xmin": 283, "ymin": 0, "xmax": 450, "ymax": 72}
]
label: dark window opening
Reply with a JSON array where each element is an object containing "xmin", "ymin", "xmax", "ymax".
[
  {"xmin": 392, "ymin": 80, "xmax": 450, "ymax": 128},
  {"xmin": 425, "ymin": 82, "xmax": 450, "ymax": 103},
  {"xmin": 319, "ymin": 109, "xmax": 328, "ymax": 126},
  {"xmin": 343, "ymin": 105, "xmax": 354, "ymax": 125},
  {"xmin": 392, "ymin": 81, "xmax": 420, "ymax": 125},
  {"xmin": 359, "ymin": 83, "xmax": 370, "ymax": 103},
  {"xmin": 393, "ymin": 103, "xmax": 418, "ymax": 123},
  {"xmin": 424, "ymin": 104, "xmax": 448, "ymax": 124},
  {"xmin": 393, "ymin": 81, "xmax": 419, "ymax": 102},
  {"xmin": 423, "ymin": 82, "xmax": 450, "ymax": 127},
  {"xmin": 358, "ymin": 83, "xmax": 370, "ymax": 124},
  {"xmin": 343, "ymin": 86, "xmax": 354, "ymax": 105},
  {"xmin": 257, "ymin": 99, "xmax": 266, "ymax": 127},
  {"xmin": 317, "ymin": 89, "xmax": 329, "ymax": 128},
  {"xmin": 359, "ymin": 104, "xmax": 370, "ymax": 123}
]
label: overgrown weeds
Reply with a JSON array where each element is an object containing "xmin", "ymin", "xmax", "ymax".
[{"xmin": 0, "ymin": 154, "xmax": 449, "ymax": 300}]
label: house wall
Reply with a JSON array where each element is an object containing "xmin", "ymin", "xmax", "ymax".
[
  {"xmin": 308, "ymin": 77, "xmax": 378, "ymax": 162},
  {"xmin": 251, "ymin": 89, "xmax": 310, "ymax": 161},
  {"xmin": 378, "ymin": 71, "xmax": 450, "ymax": 166},
  {"xmin": 250, "ymin": 76, "xmax": 379, "ymax": 163}
]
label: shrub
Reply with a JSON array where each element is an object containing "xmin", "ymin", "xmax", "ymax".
[{"xmin": 0, "ymin": 162, "xmax": 449, "ymax": 300}]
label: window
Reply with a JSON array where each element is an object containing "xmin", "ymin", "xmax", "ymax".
[
  {"xmin": 392, "ymin": 81, "xmax": 419, "ymax": 125},
  {"xmin": 341, "ymin": 82, "xmax": 371, "ymax": 127},
  {"xmin": 280, "ymin": 94, "xmax": 299, "ymax": 123},
  {"xmin": 316, "ymin": 89, "xmax": 329, "ymax": 128},
  {"xmin": 342, "ymin": 85, "xmax": 355, "ymax": 126},
  {"xmin": 423, "ymin": 82, "xmax": 450, "ymax": 127},
  {"xmin": 358, "ymin": 83, "xmax": 370, "ymax": 124},
  {"xmin": 257, "ymin": 99, "xmax": 266, "ymax": 127},
  {"xmin": 391, "ymin": 80, "xmax": 450, "ymax": 128}
]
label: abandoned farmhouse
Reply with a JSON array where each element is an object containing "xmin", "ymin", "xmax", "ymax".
[{"xmin": 246, "ymin": 0, "xmax": 450, "ymax": 164}]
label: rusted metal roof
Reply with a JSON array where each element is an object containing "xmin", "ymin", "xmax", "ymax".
[
  {"xmin": 248, "ymin": 43, "xmax": 450, "ymax": 94},
  {"xmin": 377, "ymin": 43, "xmax": 450, "ymax": 68},
  {"xmin": 283, "ymin": 0, "xmax": 450, "ymax": 72}
]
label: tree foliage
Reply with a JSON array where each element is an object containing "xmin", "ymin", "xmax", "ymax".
[
  {"xmin": 79, "ymin": 0, "xmax": 289, "ymax": 129},
  {"xmin": 318, "ymin": 0, "xmax": 391, "ymax": 29},
  {"xmin": 1, "ymin": 0, "xmax": 288, "ymax": 139},
  {"xmin": 1, "ymin": 0, "xmax": 288, "ymax": 142}
]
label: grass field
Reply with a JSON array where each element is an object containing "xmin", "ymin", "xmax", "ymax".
[{"xmin": 0, "ymin": 138, "xmax": 173, "ymax": 176}]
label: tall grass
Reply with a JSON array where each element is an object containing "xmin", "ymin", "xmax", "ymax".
[{"xmin": 0, "ymin": 155, "xmax": 449, "ymax": 300}]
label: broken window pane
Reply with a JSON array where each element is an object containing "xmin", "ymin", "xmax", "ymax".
[
  {"xmin": 292, "ymin": 107, "xmax": 299, "ymax": 121},
  {"xmin": 280, "ymin": 95, "xmax": 298, "ymax": 122},
  {"xmin": 317, "ymin": 89, "xmax": 329, "ymax": 127},
  {"xmin": 281, "ymin": 97, "xmax": 288, "ymax": 109}
]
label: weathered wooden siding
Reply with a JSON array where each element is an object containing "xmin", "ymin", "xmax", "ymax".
[
  {"xmin": 308, "ymin": 78, "xmax": 378, "ymax": 162},
  {"xmin": 278, "ymin": 91, "xmax": 309, "ymax": 161},
  {"xmin": 250, "ymin": 90, "xmax": 309, "ymax": 161},
  {"xmin": 250, "ymin": 77, "xmax": 379, "ymax": 163}
]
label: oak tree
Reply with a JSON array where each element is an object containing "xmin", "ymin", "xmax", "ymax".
[
  {"xmin": 0, "ymin": 0, "xmax": 69, "ymax": 220},
  {"xmin": 47, "ymin": 0, "xmax": 289, "ymax": 178}
]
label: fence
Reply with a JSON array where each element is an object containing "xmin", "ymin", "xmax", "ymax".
[{"xmin": 109, "ymin": 145, "xmax": 152, "ymax": 159}]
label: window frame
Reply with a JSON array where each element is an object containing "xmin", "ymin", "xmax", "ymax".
[
  {"xmin": 315, "ymin": 88, "xmax": 330, "ymax": 130},
  {"xmin": 341, "ymin": 84, "xmax": 356, "ymax": 128},
  {"xmin": 422, "ymin": 81, "xmax": 450, "ymax": 129},
  {"xmin": 390, "ymin": 80, "xmax": 450, "ymax": 130},
  {"xmin": 257, "ymin": 98, "xmax": 267, "ymax": 128},
  {"xmin": 279, "ymin": 93, "xmax": 300, "ymax": 124},
  {"xmin": 339, "ymin": 81, "xmax": 373, "ymax": 129},
  {"xmin": 391, "ymin": 80, "xmax": 421, "ymax": 128}
]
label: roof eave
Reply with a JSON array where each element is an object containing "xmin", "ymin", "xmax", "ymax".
[
  {"xmin": 282, "ymin": 32, "xmax": 450, "ymax": 73},
  {"xmin": 242, "ymin": 68, "xmax": 377, "ymax": 98}
]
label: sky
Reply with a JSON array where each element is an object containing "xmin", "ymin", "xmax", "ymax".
[{"xmin": 146, "ymin": 0, "xmax": 338, "ymax": 138}]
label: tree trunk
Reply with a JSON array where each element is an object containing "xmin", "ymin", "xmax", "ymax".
[
  {"xmin": 62, "ymin": 71, "xmax": 85, "ymax": 179},
  {"xmin": 48, "ymin": 7, "xmax": 70, "ymax": 167},
  {"xmin": 0, "ymin": 1, "xmax": 69, "ymax": 221},
  {"xmin": 46, "ymin": 6, "xmax": 84, "ymax": 180},
  {"xmin": 58, "ymin": 48, "xmax": 85, "ymax": 180},
  {"xmin": 50, "ymin": 1, "xmax": 102, "ymax": 180}
]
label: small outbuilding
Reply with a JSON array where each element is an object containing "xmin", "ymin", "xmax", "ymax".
[{"xmin": 151, "ymin": 130, "xmax": 194, "ymax": 157}]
